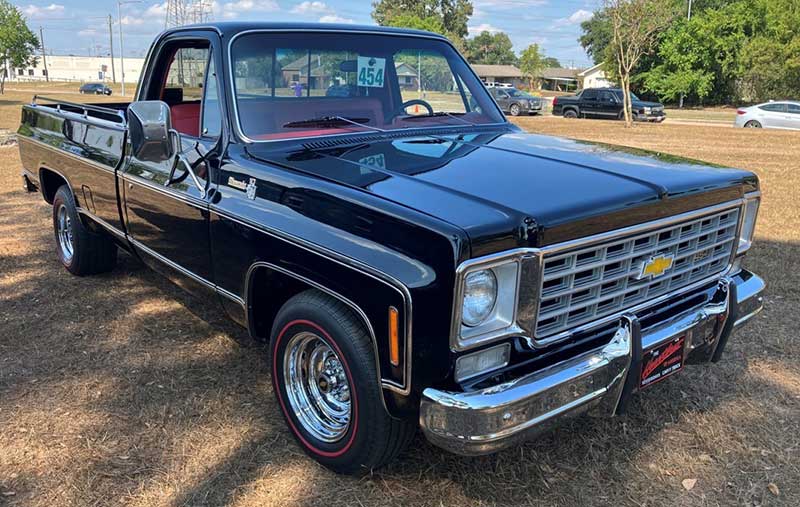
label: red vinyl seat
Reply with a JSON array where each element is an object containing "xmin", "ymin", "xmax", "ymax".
[{"xmin": 170, "ymin": 103, "xmax": 201, "ymax": 137}]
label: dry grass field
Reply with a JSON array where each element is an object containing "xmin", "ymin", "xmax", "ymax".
[{"xmin": 0, "ymin": 96, "xmax": 799, "ymax": 506}]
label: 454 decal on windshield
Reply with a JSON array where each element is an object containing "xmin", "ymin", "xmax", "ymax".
[{"xmin": 357, "ymin": 56, "xmax": 385, "ymax": 88}]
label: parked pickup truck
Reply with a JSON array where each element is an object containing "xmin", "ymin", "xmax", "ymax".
[
  {"xmin": 553, "ymin": 87, "xmax": 666, "ymax": 122},
  {"xmin": 19, "ymin": 22, "xmax": 764, "ymax": 474}
]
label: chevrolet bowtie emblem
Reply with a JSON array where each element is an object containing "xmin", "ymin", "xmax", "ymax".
[{"xmin": 638, "ymin": 254, "xmax": 674, "ymax": 279}]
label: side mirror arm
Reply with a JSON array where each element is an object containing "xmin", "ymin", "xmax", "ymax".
[{"xmin": 165, "ymin": 130, "xmax": 206, "ymax": 198}]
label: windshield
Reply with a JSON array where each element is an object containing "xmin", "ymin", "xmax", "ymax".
[
  {"xmin": 230, "ymin": 32, "xmax": 505, "ymax": 141},
  {"xmin": 613, "ymin": 90, "xmax": 639, "ymax": 101}
]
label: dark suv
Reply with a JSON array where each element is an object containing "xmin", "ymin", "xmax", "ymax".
[
  {"xmin": 489, "ymin": 87, "xmax": 543, "ymax": 116},
  {"xmin": 553, "ymin": 88, "xmax": 665, "ymax": 122},
  {"xmin": 79, "ymin": 83, "xmax": 112, "ymax": 95}
]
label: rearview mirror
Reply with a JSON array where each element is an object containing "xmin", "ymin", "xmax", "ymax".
[{"xmin": 128, "ymin": 101, "xmax": 174, "ymax": 163}]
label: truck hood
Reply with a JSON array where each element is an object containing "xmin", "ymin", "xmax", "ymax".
[
  {"xmin": 633, "ymin": 100, "xmax": 664, "ymax": 108},
  {"xmin": 248, "ymin": 130, "xmax": 756, "ymax": 254}
]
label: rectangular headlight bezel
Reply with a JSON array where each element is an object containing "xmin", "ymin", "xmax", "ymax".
[
  {"xmin": 737, "ymin": 193, "xmax": 761, "ymax": 254},
  {"xmin": 450, "ymin": 249, "xmax": 541, "ymax": 351}
]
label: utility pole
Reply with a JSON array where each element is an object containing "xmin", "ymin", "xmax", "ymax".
[
  {"xmin": 679, "ymin": 0, "xmax": 692, "ymax": 108},
  {"xmin": 108, "ymin": 15, "xmax": 116, "ymax": 83},
  {"xmin": 39, "ymin": 26, "xmax": 49, "ymax": 82},
  {"xmin": 117, "ymin": 0, "xmax": 141, "ymax": 97}
]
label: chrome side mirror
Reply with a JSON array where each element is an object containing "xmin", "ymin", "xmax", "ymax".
[{"xmin": 128, "ymin": 101, "xmax": 175, "ymax": 163}]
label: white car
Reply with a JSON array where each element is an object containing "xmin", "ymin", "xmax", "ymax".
[{"xmin": 735, "ymin": 101, "xmax": 800, "ymax": 130}]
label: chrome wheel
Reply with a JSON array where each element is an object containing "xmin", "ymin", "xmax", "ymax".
[
  {"xmin": 56, "ymin": 204, "xmax": 74, "ymax": 263},
  {"xmin": 283, "ymin": 331, "xmax": 351, "ymax": 443}
]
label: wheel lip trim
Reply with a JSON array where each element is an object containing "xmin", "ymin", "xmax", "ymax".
[
  {"xmin": 273, "ymin": 319, "xmax": 359, "ymax": 458},
  {"xmin": 283, "ymin": 331, "xmax": 352, "ymax": 443},
  {"xmin": 56, "ymin": 203, "xmax": 74, "ymax": 263}
]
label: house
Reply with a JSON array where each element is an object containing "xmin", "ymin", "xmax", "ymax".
[
  {"xmin": 395, "ymin": 62, "xmax": 419, "ymax": 90},
  {"xmin": 471, "ymin": 64, "xmax": 526, "ymax": 88},
  {"xmin": 578, "ymin": 63, "xmax": 615, "ymax": 89},
  {"xmin": 538, "ymin": 67, "xmax": 582, "ymax": 92}
]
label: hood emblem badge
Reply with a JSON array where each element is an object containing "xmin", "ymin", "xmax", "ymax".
[
  {"xmin": 637, "ymin": 254, "xmax": 674, "ymax": 279},
  {"xmin": 246, "ymin": 178, "xmax": 257, "ymax": 200}
]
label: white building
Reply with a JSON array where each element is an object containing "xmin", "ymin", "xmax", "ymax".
[
  {"xmin": 578, "ymin": 63, "xmax": 615, "ymax": 89},
  {"xmin": 4, "ymin": 55, "xmax": 146, "ymax": 84}
]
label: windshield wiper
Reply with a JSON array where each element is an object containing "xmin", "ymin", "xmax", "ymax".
[
  {"xmin": 401, "ymin": 111, "xmax": 476, "ymax": 126},
  {"xmin": 282, "ymin": 116, "xmax": 371, "ymax": 129}
]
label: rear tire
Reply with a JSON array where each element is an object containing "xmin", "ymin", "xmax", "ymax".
[
  {"xmin": 564, "ymin": 109, "xmax": 578, "ymax": 119},
  {"xmin": 270, "ymin": 290, "xmax": 415, "ymax": 474},
  {"xmin": 52, "ymin": 185, "xmax": 117, "ymax": 276},
  {"xmin": 745, "ymin": 120, "xmax": 762, "ymax": 128}
]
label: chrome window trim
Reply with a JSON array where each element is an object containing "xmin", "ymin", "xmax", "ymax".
[
  {"xmin": 225, "ymin": 28, "xmax": 507, "ymax": 145},
  {"xmin": 450, "ymin": 197, "xmax": 750, "ymax": 351}
]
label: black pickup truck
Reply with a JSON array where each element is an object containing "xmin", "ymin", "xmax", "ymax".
[
  {"xmin": 552, "ymin": 87, "xmax": 666, "ymax": 122},
  {"xmin": 18, "ymin": 22, "xmax": 764, "ymax": 474}
]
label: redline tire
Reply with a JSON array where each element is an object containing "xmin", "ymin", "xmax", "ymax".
[
  {"xmin": 52, "ymin": 185, "xmax": 117, "ymax": 276},
  {"xmin": 270, "ymin": 290, "xmax": 414, "ymax": 474}
]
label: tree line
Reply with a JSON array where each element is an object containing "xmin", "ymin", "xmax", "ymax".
[
  {"xmin": 371, "ymin": 0, "xmax": 561, "ymax": 88},
  {"xmin": 581, "ymin": 0, "xmax": 800, "ymax": 105}
]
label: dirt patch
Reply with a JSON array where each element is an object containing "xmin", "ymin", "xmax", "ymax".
[{"xmin": 1, "ymin": 115, "xmax": 798, "ymax": 506}]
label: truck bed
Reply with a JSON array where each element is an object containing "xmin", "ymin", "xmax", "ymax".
[{"xmin": 18, "ymin": 96, "xmax": 129, "ymax": 235}]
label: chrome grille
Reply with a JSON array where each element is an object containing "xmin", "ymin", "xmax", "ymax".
[{"xmin": 535, "ymin": 207, "xmax": 740, "ymax": 338}]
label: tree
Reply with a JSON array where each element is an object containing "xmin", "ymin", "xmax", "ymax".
[
  {"xmin": 519, "ymin": 44, "xmax": 545, "ymax": 90},
  {"xmin": 579, "ymin": 10, "xmax": 613, "ymax": 65},
  {"xmin": 542, "ymin": 57, "xmax": 561, "ymax": 68},
  {"xmin": 383, "ymin": 13, "xmax": 447, "ymax": 35},
  {"xmin": 0, "ymin": 0, "xmax": 38, "ymax": 94},
  {"xmin": 463, "ymin": 31, "xmax": 517, "ymax": 65},
  {"xmin": 605, "ymin": 0, "xmax": 677, "ymax": 126},
  {"xmin": 371, "ymin": 0, "xmax": 474, "ymax": 39}
]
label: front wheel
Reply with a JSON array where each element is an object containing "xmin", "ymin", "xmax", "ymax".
[
  {"xmin": 509, "ymin": 104, "xmax": 521, "ymax": 116},
  {"xmin": 270, "ymin": 290, "xmax": 415, "ymax": 474}
]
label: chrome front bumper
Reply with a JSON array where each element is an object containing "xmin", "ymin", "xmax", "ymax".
[{"xmin": 420, "ymin": 269, "xmax": 765, "ymax": 456}]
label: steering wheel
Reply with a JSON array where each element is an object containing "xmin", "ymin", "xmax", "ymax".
[{"xmin": 399, "ymin": 99, "xmax": 434, "ymax": 116}]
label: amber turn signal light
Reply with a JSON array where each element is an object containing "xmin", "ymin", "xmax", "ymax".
[{"xmin": 389, "ymin": 306, "xmax": 400, "ymax": 367}]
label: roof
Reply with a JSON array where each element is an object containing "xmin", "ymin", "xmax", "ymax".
[
  {"xmin": 539, "ymin": 67, "xmax": 582, "ymax": 80},
  {"xmin": 166, "ymin": 21, "xmax": 448, "ymax": 40},
  {"xmin": 577, "ymin": 63, "xmax": 605, "ymax": 77},
  {"xmin": 471, "ymin": 64, "xmax": 522, "ymax": 78}
]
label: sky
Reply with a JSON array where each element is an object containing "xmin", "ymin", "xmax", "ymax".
[{"xmin": 15, "ymin": 0, "xmax": 600, "ymax": 68}]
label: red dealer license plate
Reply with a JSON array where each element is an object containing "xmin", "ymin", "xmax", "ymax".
[{"xmin": 640, "ymin": 336, "xmax": 685, "ymax": 389}]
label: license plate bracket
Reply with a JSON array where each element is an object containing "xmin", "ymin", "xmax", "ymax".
[{"xmin": 640, "ymin": 336, "xmax": 685, "ymax": 389}]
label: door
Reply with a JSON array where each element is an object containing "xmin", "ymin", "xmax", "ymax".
[
  {"xmin": 122, "ymin": 34, "xmax": 224, "ymax": 292},
  {"xmin": 494, "ymin": 89, "xmax": 510, "ymax": 111},
  {"xmin": 581, "ymin": 89, "xmax": 600, "ymax": 117},
  {"xmin": 598, "ymin": 90, "xmax": 619, "ymax": 117},
  {"xmin": 758, "ymin": 103, "xmax": 787, "ymax": 129},
  {"xmin": 785, "ymin": 103, "xmax": 800, "ymax": 130}
]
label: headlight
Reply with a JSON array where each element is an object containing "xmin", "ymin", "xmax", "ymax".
[
  {"xmin": 644, "ymin": 107, "xmax": 652, "ymax": 114},
  {"xmin": 738, "ymin": 195, "xmax": 760, "ymax": 254},
  {"xmin": 453, "ymin": 257, "xmax": 522, "ymax": 351},
  {"xmin": 462, "ymin": 270, "xmax": 497, "ymax": 327}
]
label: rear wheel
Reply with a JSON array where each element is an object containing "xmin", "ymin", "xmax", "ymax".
[
  {"xmin": 52, "ymin": 185, "xmax": 117, "ymax": 276},
  {"xmin": 745, "ymin": 120, "xmax": 762, "ymax": 128},
  {"xmin": 564, "ymin": 109, "xmax": 578, "ymax": 119},
  {"xmin": 270, "ymin": 290, "xmax": 414, "ymax": 474}
]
